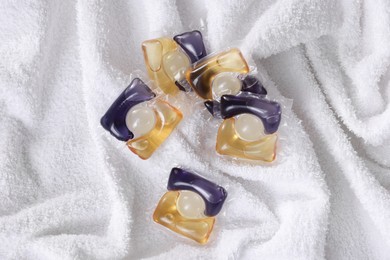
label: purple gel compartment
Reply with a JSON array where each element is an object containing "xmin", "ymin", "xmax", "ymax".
[
  {"xmin": 204, "ymin": 100, "xmax": 222, "ymax": 119},
  {"xmin": 204, "ymin": 91, "xmax": 268, "ymax": 119},
  {"xmin": 100, "ymin": 78, "xmax": 156, "ymax": 141},
  {"xmin": 173, "ymin": 30, "xmax": 207, "ymax": 63},
  {"xmin": 204, "ymin": 76, "xmax": 267, "ymax": 118},
  {"xmin": 220, "ymin": 95, "xmax": 281, "ymax": 134},
  {"xmin": 241, "ymin": 75, "xmax": 267, "ymax": 96},
  {"xmin": 167, "ymin": 168, "xmax": 227, "ymax": 217},
  {"xmin": 204, "ymin": 100, "xmax": 217, "ymax": 115},
  {"xmin": 175, "ymin": 81, "xmax": 186, "ymax": 92}
]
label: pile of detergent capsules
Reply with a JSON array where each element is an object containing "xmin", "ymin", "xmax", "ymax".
[{"xmin": 100, "ymin": 30, "xmax": 282, "ymax": 244}]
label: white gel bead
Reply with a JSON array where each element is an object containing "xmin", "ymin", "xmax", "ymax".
[
  {"xmin": 176, "ymin": 190, "xmax": 206, "ymax": 219},
  {"xmin": 235, "ymin": 113, "xmax": 265, "ymax": 142},
  {"xmin": 125, "ymin": 104, "xmax": 156, "ymax": 138},
  {"xmin": 212, "ymin": 73, "xmax": 241, "ymax": 100},
  {"xmin": 163, "ymin": 50, "xmax": 191, "ymax": 81}
]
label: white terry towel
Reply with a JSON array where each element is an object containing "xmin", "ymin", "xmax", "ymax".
[{"xmin": 0, "ymin": 0, "xmax": 389, "ymax": 259}]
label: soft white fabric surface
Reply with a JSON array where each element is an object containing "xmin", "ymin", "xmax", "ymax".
[{"xmin": 1, "ymin": 0, "xmax": 390, "ymax": 259}]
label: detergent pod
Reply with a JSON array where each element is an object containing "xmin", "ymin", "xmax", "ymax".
[
  {"xmin": 100, "ymin": 78, "xmax": 183, "ymax": 160},
  {"xmin": 153, "ymin": 167, "xmax": 227, "ymax": 244},
  {"xmin": 215, "ymin": 93, "xmax": 281, "ymax": 162},
  {"xmin": 185, "ymin": 48, "xmax": 250, "ymax": 100},
  {"xmin": 142, "ymin": 30, "xmax": 207, "ymax": 95}
]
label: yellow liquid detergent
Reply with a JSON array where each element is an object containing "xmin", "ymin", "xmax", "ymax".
[
  {"xmin": 153, "ymin": 191, "xmax": 215, "ymax": 244},
  {"xmin": 127, "ymin": 100, "xmax": 182, "ymax": 159},
  {"xmin": 186, "ymin": 48, "xmax": 249, "ymax": 99},
  {"xmin": 142, "ymin": 37, "xmax": 190, "ymax": 95},
  {"xmin": 216, "ymin": 117, "xmax": 277, "ymax": 162}
]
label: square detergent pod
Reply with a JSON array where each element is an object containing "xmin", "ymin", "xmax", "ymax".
[
  {"xmin": 100, "ymin": 77, "xmax": 183, "ymax": 159},
  {"xmin": 142, "ymin": 30, "xmax": 207, "ymax": 95},
  {"xmin": 153, "ymin": 167, "xmax": 227, "ymax": 244}
]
